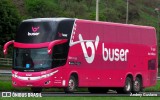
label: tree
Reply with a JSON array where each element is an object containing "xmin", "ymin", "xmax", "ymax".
[
  {"xmin": 57, "ymin": 0, "xmax": 88, "ymax": 18},
  {"xmin": 0, "ymin": 0, "xmax": 21, "ymax": 57},
  {"xmin": 25, "ymin": 0, "xmax": 59, "ymax": 18}
]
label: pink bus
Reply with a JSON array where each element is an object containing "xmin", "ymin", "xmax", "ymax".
[{"xmin": 3, "ymin": 18, "xmax": 158, "ymax": 93}]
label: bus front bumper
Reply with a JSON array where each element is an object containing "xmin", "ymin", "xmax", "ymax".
[
  {"xmin": 11, "ymin": 70, "xmax": 66, "ymax": 88},
  {"xmin": 12, "ymin": 76, "xmax": 66, "ymax": 88}
]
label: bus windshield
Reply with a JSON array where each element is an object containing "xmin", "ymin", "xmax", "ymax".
[{"xmin": 13, "ymin": 48, "xmax": 52, "ymax": 71}]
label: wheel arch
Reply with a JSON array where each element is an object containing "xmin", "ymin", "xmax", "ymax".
[
  {"xmin": 126, "ymin": 73, "xmax": 134, "ymax": 81},
  {"xmin": 68, "ymin": 71, "xmax": 79, "ymax": 86},
  {"xmin": 64, "ymin": 72, "xmax": 79, "ymax": 93}
]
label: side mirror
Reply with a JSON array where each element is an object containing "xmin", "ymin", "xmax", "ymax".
[
  {"xmin": 3, "ymin": 40, "xmax": 14, "ymax": 56},
  {"xmin": 48, "ymin": 39, "xmax": 68, "ymax": 54}
]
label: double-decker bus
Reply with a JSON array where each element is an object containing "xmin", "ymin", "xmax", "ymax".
[{"xmin": 3, "ymin": 18, "xmax": 158, "ymax": 93}]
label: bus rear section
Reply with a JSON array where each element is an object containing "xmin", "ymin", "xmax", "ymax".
[{"xmin": 3, "ymin": 18, "xmax": 158, "ymax": 93}]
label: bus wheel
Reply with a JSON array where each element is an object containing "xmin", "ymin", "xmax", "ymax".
[
  {"xmin": 133, "ymin": 77, "xmax": 141, "ymax": 93},
  {"xmin": 124, "ymin": 77, "xmax": 132, "ymax": 93},
  {"xmin": 31, "ymin": 87, "xmax": 42, "ymax": 93},
  {"xmin": 117, "ymin": 77, "xmax": 132, "ymax": 94},
  {"xmin": 64, "ymin": 76, "xmax": 77, "ymax": 93}
]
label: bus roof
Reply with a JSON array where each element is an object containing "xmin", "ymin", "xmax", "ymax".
[
  {"xmin": 78, "ymin": 19, "xmax": 155, "ymax": 30},
  {"xmin": 22, "ymin": 18, "xmax": 75, "ymax": 22}
]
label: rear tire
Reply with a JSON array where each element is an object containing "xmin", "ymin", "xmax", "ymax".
[
  {"xmin": 64, "ymin": 76, "xmax": 77, "ymax": 93},
  {"xmin": 31, "ymin": 87, "xmax": 42, "ymax": 93},
  {"xmin": 133, "ymin": 77, "xmax": 142, "ymax": 93}
]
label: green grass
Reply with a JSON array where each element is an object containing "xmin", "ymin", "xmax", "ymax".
[
  {"xmin": 0, "ymin": 81, "xmax": 30, "ymax": 92},
  {"xmin": 144, "ymin": 80, "xmax": 160, "ymax": 92}
]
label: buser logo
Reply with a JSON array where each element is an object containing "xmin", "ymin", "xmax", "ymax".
[
  {"xmin": 79, "ymin": 34, "xmax": 99, "ymax": 63},
  {"xmin": 32, "ymin": 26, "xmax": 39, "ymax": 32},
  {"xmin": 28, "ymin": 26, "xmax": 40, "ymax": 36},
  {"xmin": 70, "ymin": 34, "xmax": 129, "ymax": 63},
  {"xmin": 102, "ymin": 43, "xmax": 129, "ymax": 62},
  {"xmin": 78, "ymin": 34, "xmax": 129, "ymax": 63}
]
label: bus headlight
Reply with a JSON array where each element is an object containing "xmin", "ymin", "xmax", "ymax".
[
  {"xmin": 12, "ymin": 74, "xmax": 18, "ymax": 78},
  {"xmin": 41, "ymin": 70, "xmax": 59, "ymax": 78}
]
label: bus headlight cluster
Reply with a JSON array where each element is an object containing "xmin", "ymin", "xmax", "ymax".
[
  {"xmin": 12, "ymin": 74, "xmax": 18, "ymax": 78},
  {"xmin": 41, "ymin": 70, "xmax": 59, "ymax": 78},
  {"xmin": 41, "ymin": 72, "xmax": 53, "ymax": 78},
  {"xmin": 12, "ymin": 70, "xmax": 59, "ymax": 80}
]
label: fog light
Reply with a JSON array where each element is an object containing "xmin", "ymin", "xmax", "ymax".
[
  {"xmin": 13, "ymin": 81, "xmax": 16, "ymax": 85},
  {"xmin": 44, "ymin": 80, "xmax": 50, "ymax": 85}
]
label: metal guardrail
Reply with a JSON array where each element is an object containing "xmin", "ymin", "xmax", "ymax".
[
  {"xmin": 0, "ymin": 70, "xmax": 12, "ymax": 76},
  {"xmin": 0, "ymin": 73, "xmax": 11, "ymax": 76},
  {"xmin": 0, "ymin": 58, "xmax": 12, "ymax": 66}
]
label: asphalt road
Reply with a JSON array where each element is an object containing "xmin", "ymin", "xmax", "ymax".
[
  {"xmin": 42, "ymin": 91, "xmax": 160, "ymax": 97},
  {"xmin": 0, "ymin": 91, "xmax": 160, "ymax": 97}
]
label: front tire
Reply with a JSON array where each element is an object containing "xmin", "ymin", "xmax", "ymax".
[{"xmin": 64, "ymin": 76, "xmax": 77, "ymax": 93}]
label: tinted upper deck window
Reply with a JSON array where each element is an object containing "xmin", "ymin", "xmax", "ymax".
[{"xmin": 15, "ymin": 21, "xmax": 57, "ymax": 43}]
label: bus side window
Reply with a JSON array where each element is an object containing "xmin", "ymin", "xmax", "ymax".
[
  {"xmin": 52, "ymin": 43, "xmax": 68, "ymax": 67},
  {"xmin": 148, "ymin": 59, "xmax": 156, "ymax": 70}
]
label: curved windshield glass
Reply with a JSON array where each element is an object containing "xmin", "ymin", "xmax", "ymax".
[{"xmin": 13, "ymin": 48, "xmax": 52, "ymax": 71}]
